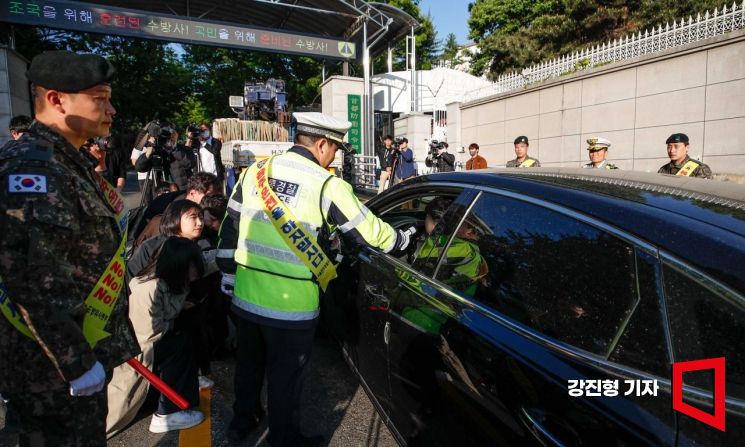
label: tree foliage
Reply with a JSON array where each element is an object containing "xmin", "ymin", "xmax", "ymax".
[
  {"xmin": 467, "ymin": 0, "xmax": 727, "ymax": 78},
  {"xmin": 440, "ymin": 33, "xmax": 461, "ymax": 66},
  {"xmin": 374, "ymin": 0, "xmax": 440, "ymax": 71}
]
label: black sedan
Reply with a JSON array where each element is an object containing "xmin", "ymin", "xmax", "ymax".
[{"xmin": 323, "ymin": 168, "xmax": 745, "ymax": 446}]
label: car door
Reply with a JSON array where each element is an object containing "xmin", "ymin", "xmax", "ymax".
[
  {"xmin": 347, "ymin": 186, "xmax": 470, "ymax": 422},
  {"xmin": 384, "ymin": 191, "xmax": 481, "ymax": 444},
  {"xmin": 659, "ymin": 257, "xmax": 745, "ymax": 445},
  {"xmin": 387, "ymin": 190, "xmax": 679, "ymax": 445}
]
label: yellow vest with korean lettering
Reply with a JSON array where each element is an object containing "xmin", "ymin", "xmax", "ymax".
[{"xmin": 233, "ymin": 152, "xmax": 335, "ymax": 322}]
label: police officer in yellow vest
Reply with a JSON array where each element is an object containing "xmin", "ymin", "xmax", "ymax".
[
  {"xmin": 657, "ymin": 133, "xmax": 713, "ymax": 179},
  {"xmin": 217, "ymin": 112, "xmax": 416, "ymax": 446}
]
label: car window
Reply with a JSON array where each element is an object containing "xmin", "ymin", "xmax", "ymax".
[
  {"xmin": 379, "ymin": 192, "xmax": 464, "ymax": 274},
  {"xmin": 609, "ymin": 250, "xmax": 670, "ymax": 377},
  {"xmin": 439, "ymin": 192, "xmax": 639, "ymax": 356},
  {"xmin": 663, "ymin": 262, "xmax": 745, "ymax": 399}
]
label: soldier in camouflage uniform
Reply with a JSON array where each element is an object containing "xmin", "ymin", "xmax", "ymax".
[
  {"xmin": 0, "ymin": 51, "xmax": 139, "ymax": 446},
  {"xmin": 583, "ymin": 137, "xmax": 618, "ymax": 170},
  {"xmin": 657, "ymin": 133, "xmax": 713, "ymax": 179},
  {"xmin": 506, "ymin": 136, "xmax": 541, "ymax": 168}
]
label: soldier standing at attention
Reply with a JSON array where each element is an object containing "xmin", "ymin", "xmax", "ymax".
[
  {"xmin": 657, "ymin": 133, "xmax": 713, "ymax": 179},
  {"xmin": 0, "ymin": 51, "xmax": 139, "ymax": 445},
  {"xmin": 583, "ymin": 137, "xmax": 618, "ymax": 169},
  {"xmin": 506, "ymin": 136, "xmax": 541, "ymax": 167}
]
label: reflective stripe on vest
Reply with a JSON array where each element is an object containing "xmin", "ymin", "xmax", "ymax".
[
  {"xmin": 231, "ymin": 152, "xmax": 333, "ymax": 320},
  {"xmin": 676, "ymin": 160, "xmax": 699, "ymax": 177}
]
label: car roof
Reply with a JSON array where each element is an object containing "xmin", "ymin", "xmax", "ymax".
[
  {"xmin": 399, "ymin": 168, "xmax": 745, "ymax": 291},
  {"xmin": 414, "ymin": 168, "xmax": 745, "ymax": 233}
]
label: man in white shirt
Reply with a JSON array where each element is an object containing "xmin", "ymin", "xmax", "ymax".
[{"xmin": 196, "ymin": 122, "xmax": 223, "ymax": 183}]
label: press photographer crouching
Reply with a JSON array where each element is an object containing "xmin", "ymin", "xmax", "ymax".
[
  {"xmin": 134, "ymin": 120, "xmax": 196, "ymax": 201},
  {"xmin": 425, "ymin": 140, "xmax": 455, "ymax": 173}
]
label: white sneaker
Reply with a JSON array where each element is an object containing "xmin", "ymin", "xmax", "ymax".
[
  {"xmin": 149, "ymin": 410, "xmax": 205, "ymax": 433},
  {"xmin": 198, "ymin": 376, "xmax": 214, "ymax": 390}
]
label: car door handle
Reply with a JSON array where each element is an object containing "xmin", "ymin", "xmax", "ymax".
[
  {"xmin": 519, "ymin": 407, "xmax": 568, "ymax": 447},
  {"xmin": 364, "ymin": 284, "xmax": 389, "ymax": 311}
]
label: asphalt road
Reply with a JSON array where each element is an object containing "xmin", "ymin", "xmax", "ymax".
[{"xmin": 0, "ymin": 170, "xmax": 397, "ymax": 447}]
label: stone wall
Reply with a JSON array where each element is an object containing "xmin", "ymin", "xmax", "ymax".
[
  {"xmin": 451, "ymin": 29, "xmax": 745, "ymax": 174},
  {"xmin": 0, "ymin": 47, "xmax": 31, "ymax": 145}
]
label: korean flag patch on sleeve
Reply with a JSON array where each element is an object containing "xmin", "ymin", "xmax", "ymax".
[{"xmin": 9, "ymin": 174, "xmax": 48, "ymax": 193}]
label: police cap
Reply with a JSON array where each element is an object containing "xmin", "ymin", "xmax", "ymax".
[
  {"xmin": 587, "ymin": 137, "xmax": 611, "ymax": 151},
  {"xmin": 26, "ymin": 51, "xmax": 115, "ymax": 92},
  {"xmin": 666, "ymin": 133, "xmax": 689, "ymax": 145},
  {"xmin": 293, "ymin": 112, "xmax": 352, "ymax": 150},
  {"xmin": 514, "ymin": 136, "xmax": 529, "ymax": 145}
]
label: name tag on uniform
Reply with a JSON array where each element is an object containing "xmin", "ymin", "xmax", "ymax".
[{"xmin": 8, "ymin": 174, "xmax": 48, "ymax": 193}]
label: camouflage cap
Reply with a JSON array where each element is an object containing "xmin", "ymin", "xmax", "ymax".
[
  {"xmin": 27, "ymin": 51, "xmax": 115, "ymax": 92},
  {"xmin": 666, "ymin": 133, "xmax": 689, "ymax": 144}
]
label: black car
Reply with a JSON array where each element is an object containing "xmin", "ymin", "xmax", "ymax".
[{"xmin": 323, "ymin": 168, "xmax": 745, "ymax": 446}]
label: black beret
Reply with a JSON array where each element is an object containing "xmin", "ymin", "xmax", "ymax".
[
  {"xmin": 666, "ymin": 133, "xmax": 689, "ymax": 144},
  {"xmin": 514, "ymin": 135, "xmax": 529, "ymax": 145},
  {"xmin": 27, "ymin": 51, "xmax": 115, "ymax": 92}
]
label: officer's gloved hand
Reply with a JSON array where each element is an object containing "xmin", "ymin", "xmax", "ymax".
[
  {"xmin": 395, "ymin": 225, "xmax": 418, "ymax": 251},
  {"xmin": 221, "ymin": 273, "xmax": 236, "ymax": 296},
  {"xmin": 69, "ymin": 361, "xmax": 106, "ymax": 397}
]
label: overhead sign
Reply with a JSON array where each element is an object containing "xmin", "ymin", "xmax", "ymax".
[{"xmin": 2, "ymin": 0, "xmax": 357, "ymax": 60}]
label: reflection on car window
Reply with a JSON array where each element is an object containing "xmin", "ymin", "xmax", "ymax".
[
  {"xmin": 664, "ymin": 263, "xmax": 745, "ymax": 399},
  {"xmin": 448, "ymin": 193, "xmax": 639, "ymax": 356}
]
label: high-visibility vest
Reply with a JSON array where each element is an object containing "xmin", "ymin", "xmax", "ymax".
[{"xmin": 231, "ymin": 152, "xmax": 396, "ymax": 322}]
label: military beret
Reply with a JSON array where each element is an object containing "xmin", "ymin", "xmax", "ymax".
[
  {"xmin": 587, "ymin": 137, "xmax": 611, "ymax": 151},
  {"xmin": 666, "ymin": 133, "xmax": 689, "ymax": 144},
  {"xmin": 26, "ymin": 51, "xmax": 115, "ymax": 92},
  {"xmin": 293, "ymin": 112, "xmax": 352, "ymax": 151},
  {"xmin": 514, "ymin": 136, "xmax": 529, "ymax": 145}
]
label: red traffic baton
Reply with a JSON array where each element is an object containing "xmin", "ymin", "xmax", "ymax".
[{"xmin": 126, "ymin": 358, "xmax": 190, "ymax": 410}]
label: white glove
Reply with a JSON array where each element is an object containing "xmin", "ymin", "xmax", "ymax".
[
  {"xmin": 396, "ymin": 225, "xmax": 417, "ymax": 251},
  {"xmin": 221, "ymin": 273, "xmax": 236, "ymax": 296},
  {"xmin": 69, "ymin": 361, "xmax": 106, "ymax": 397}
]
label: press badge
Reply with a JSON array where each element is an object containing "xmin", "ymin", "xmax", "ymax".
[{"xmin": 8, "ymin": 174, "xmax": 48, "ymax": 193}]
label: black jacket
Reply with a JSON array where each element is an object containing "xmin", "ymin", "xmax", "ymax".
[
  {"xmin": 425, "ymin": 151, "xmax": 455, "ymax": 172},
  {"xmin": 134, "ymin": 145, "xmax": 196, "ymax": 190}
]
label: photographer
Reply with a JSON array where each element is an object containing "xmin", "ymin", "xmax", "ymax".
[
  {"xmin": 188, "ymin": 122, "xmax": 224, "ymax": 185},
  {"xmin": 391, "ymin": 137, "xmax": 416, "ymax": 185},
  {"xmin": 425, "ymin": 141, "xmax": 455, "ymax": 173},
  {"xmin": 83, "ymin": 136, "xmax": 127, "ymax": 191},
  {"xmin": 135, "ymin": 122, "xmax": 196, "ymax": 192},
  {"xmin": 377, "ymin": 135, "xmax": 396, "ymax": 194}
]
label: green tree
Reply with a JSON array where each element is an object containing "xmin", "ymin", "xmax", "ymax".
[
  {"xmin": 181, "ymin": 45, "xmax": 325, "ymax": 120},
  {"xmin": 374, "ymin": 0, "xmax": 440, "ymax": 71},
  {"xmin": 440, "ymin": 33, "xmax": 461, "ymax": 66},
  {"xmin": 10, "ymin": 26, "xmax": 192, "ymax": 144},
  {"xmin": 467, "ymin": 0, "xmax": 725, "ymax": 79}
]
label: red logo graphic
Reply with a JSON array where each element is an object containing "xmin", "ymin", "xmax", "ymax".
[{"xmin": 672, "ymin": 357, "xmax": 725, "ymax": 432}]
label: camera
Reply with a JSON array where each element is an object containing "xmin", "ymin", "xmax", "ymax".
[
  {"xmin": 186, "ymin": 125, "xmax": 201, "ymax": 150},
  {"xmin": 428, "ymin": 140, "xmax": 444, "ymax": 158},
  {"xmin": 139, "ymin": 120, "xmax": 176, "ymax": 168},
  {"xmin": 91, "ymin": 136, "xmax": 111, "ymax": 151}
]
